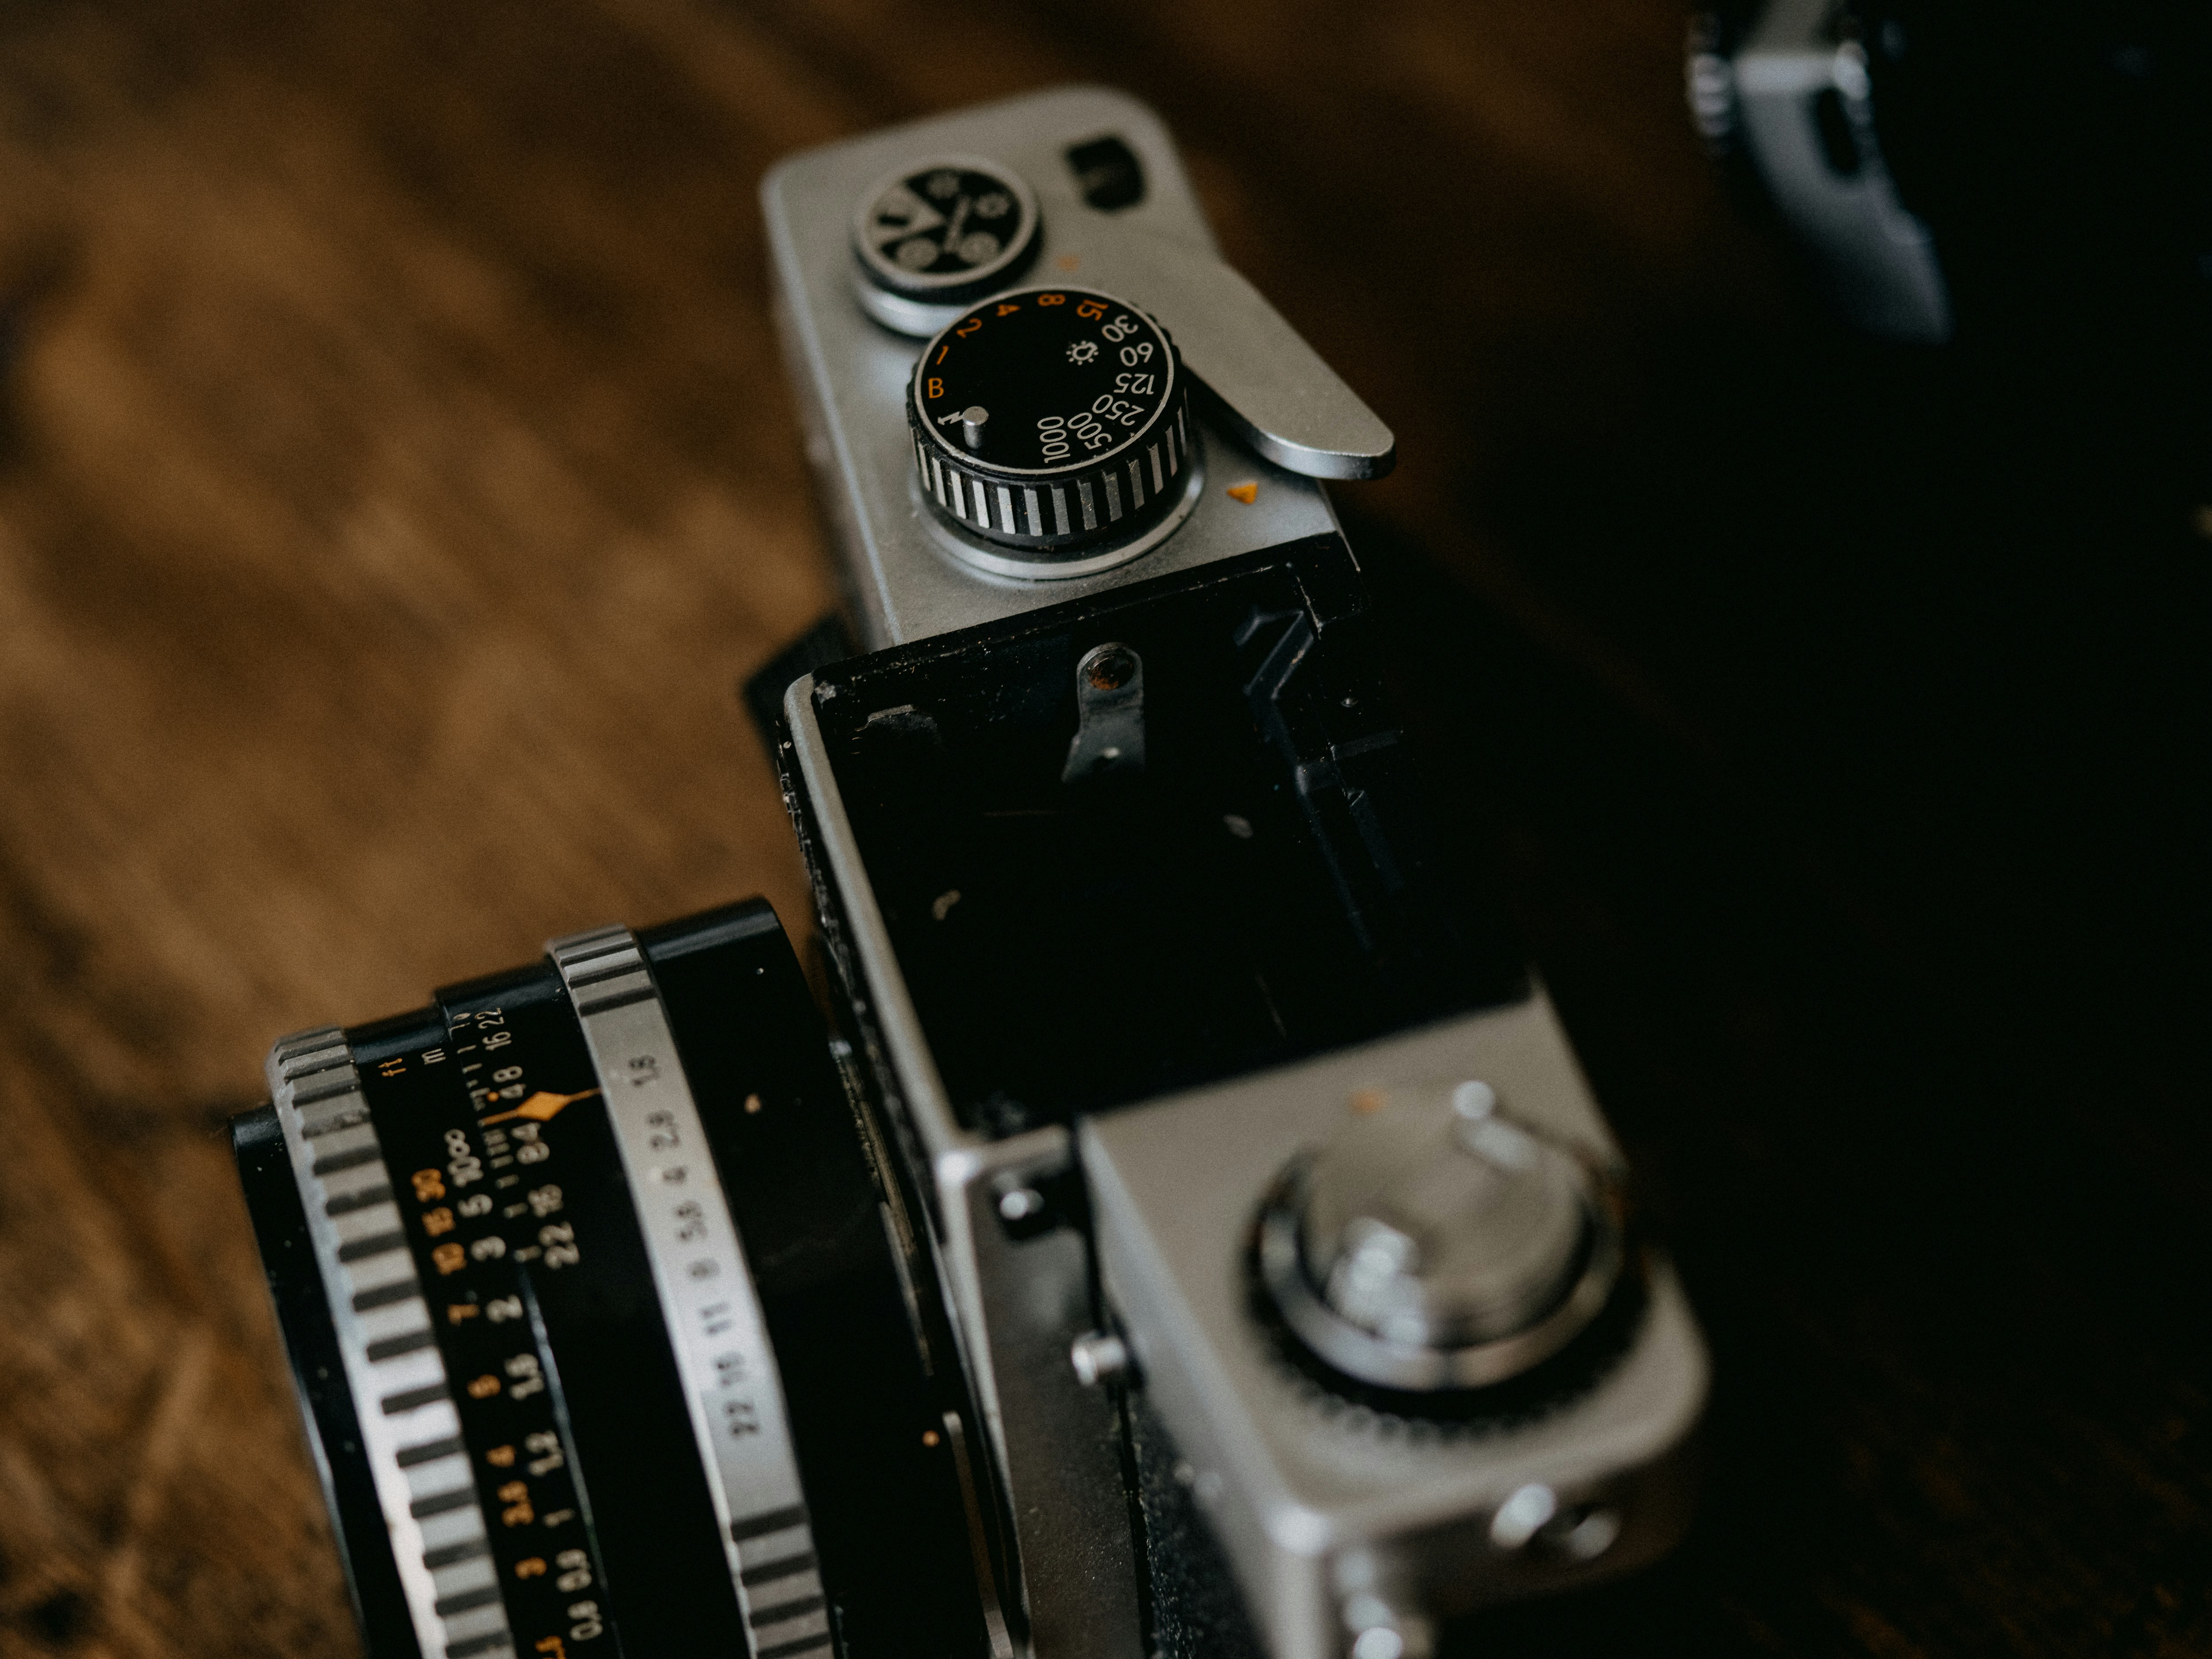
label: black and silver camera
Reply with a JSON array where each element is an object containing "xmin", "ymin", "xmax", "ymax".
[{"xmin": 233, "ymin": 87, "xmax": 1706, "ymax": 1659}]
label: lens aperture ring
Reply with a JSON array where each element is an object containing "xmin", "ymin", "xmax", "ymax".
[{"xmin": 550, "ymin": 927, "xmax": 829, "ymax": 1659}]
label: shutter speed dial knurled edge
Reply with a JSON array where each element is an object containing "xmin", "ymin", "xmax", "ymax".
[{"xmin": 909, "ymin": 285, "xmax": 1196, "ymax": 571}]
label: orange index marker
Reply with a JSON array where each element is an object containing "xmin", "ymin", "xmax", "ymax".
[
  {"xmin": 1226, "ymin": 482, "xmax": 1259, "ymax": 504},
  {"xmin": 481, "ymin": 1088, "xmax": 599, "ymax": 1126}
]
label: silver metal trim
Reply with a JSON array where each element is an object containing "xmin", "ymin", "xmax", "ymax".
[
  {"xmin": 547, "ymin": 928, "xmax": 828, "ymax": 1659},
  {"xmin": 854, "ymin": 277, "xmax": 968, "ymax": 338},
  {"xmin": 942, "ymin": 1411, "xmax": 1018, "ymax": 1659},
  {"xmin": 268, "ymin": 1027, "xmax": 515, "ymax": 1659},
  {"xmin": 783, "ymin": 677, "xmax": 1147, "ymax": 1658},
  {"xmin": 780, "ymin": 700, "xmax": 960, "ymax": 1164}
]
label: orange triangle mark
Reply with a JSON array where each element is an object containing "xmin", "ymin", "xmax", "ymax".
[
  {"xmin": 1226, "ymin": 483, "xmax": 1259, "ymax": 505},
  {"xmin": 482, "ymin": 1088, "xmax": 600, "ymax": 1126}
]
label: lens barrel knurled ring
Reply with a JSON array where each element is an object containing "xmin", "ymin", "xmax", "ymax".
[{"xmin": 268, "ymin": 1026, "xmax": 523, "ymax": 1659}]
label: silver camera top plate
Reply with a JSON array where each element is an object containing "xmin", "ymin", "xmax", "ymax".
[{"xmin": 762, "ymin": 85, "xmax": 1342, "ymax": 650}]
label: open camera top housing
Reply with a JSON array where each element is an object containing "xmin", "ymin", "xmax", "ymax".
[{"xmin": 233, "ymin": 84, "xmax": 1705, "ymax": 1659}]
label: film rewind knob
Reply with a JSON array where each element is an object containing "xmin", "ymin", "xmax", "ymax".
[{"xmin": 1260, "ymin": 1081, "xmax": 1628, "ymax": 1393}]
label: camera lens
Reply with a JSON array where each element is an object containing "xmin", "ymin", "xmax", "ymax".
[{"xmin": 233, "ymin": 900, "xmax": 1002, "ymax": 1659}]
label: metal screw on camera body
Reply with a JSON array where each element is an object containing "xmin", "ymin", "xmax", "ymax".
[
  {"xmin": 990, "ymin": 1167, "xmax": 1066, "ymax": 1241},
  {"xmin": 1333, "ymin": 1551, "xmax": 1436, "ymax": 1659},
  {"xmin": 1490, "ymin": 1482, "xmax": 1623, "ymax": 1562},
  {"xmin": 1069, "ymin": 1330, "xmax": 1129, "ymax": 1387},
  {"xmin": 997, "ymin": 1184, "xmax": 1046, "ymax": 1223}
]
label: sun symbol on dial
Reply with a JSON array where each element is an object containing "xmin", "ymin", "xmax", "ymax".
[{"xmin": 1065, "ymin": 340, "xmax": 1100, "ymax": 365}]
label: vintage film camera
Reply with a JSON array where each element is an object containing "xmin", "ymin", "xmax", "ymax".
[{"xmin": 233, "ymin": 87, "xmax": 1706, "ymax": 1659}]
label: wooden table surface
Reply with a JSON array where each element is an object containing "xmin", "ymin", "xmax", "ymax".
[{"xmin": 0, "ymin": 2, "xmax": 2204, "ymax": 1655}]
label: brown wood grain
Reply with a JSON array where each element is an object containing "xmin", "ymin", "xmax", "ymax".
[{"xmin": 1, "ymin": 3, "xmax": 2204, "ymax": 1656}]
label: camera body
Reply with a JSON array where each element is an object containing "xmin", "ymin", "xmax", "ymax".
[
  {"xmin": 758, "ymin": 86, "xmax": 1705, "ymax": 1659},
  {"xmin": 233, "ymin": 84, "xmax": 1705, "ymax": 1659}
]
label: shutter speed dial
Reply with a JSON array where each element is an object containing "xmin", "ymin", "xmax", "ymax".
[{"xmin": 909, "ymin": 287, "xmax": 1194, "ymax": 557}]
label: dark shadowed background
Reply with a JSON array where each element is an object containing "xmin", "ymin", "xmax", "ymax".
[{"xmin": 0, "ymin": 2, "xmax": 2204, "ymax": 1655}]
